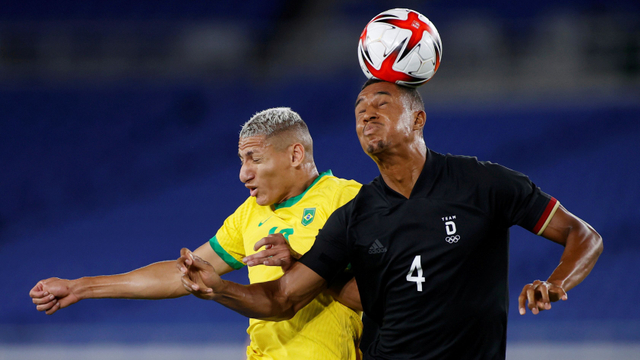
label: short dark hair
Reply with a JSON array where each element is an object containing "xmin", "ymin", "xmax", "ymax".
[{"xmin": 361, "ymin": 79, "xmax": 424, "ymax": 112}]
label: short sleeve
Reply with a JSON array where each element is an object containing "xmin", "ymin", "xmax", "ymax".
[
  {"xmin": 209, "ymin": 205, "xmax": 247, "ymax": 270},
  {"xmin": 299, "ymin": 203, "xmax": 352, "ymax": 282},
  {"xmin": 481, "ymin": 161, "xmax": 559, "ymax": 235}
]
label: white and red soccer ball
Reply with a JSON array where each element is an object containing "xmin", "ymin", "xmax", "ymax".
[{"xmin": 358, "ymin": 8, "xmax": 442, "ymax": 87}]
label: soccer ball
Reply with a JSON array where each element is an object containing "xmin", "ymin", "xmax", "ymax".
[{"xmin": 358, "ymin": 8, "xmax": 442, "ymax": 87}]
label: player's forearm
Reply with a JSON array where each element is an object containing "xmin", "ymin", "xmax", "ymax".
[
  {"xmin": 211, "ymin": 279, "xmax": 297, "ymax": 321},
  {"xmin": 547, "ymin": 219, "xmax": 603, "ymax": 291},
  {"xmin": 73, "ymin": 261, "xmax": 188, "ymax": 300}
]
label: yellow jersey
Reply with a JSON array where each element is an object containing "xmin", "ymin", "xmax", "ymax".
[{"xmin": 209, "ymin": 170, "xmax": 363, "ymax": 360}]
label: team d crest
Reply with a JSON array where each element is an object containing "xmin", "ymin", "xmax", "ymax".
[{"xmin": 302, "ymin": 208, "xmax": 316, "ymax": 226}]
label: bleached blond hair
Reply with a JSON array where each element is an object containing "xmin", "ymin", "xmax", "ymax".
[{"xmin": 240, "ymin": 107, "xmax": 313, "ymax": 158}]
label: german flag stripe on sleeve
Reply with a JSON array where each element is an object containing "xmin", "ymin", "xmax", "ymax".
[{"xmin": 533, "ymin": 197, "xmax": 560, "ymax": 235}]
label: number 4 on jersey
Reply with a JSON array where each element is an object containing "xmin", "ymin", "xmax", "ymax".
[{"xmin": 406, "ymin": 255, "xmax": 426, "ymax": 292}]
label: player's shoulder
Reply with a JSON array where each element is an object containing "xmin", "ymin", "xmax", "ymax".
[
  {"xmin": 437, "ymin": 151, "xmax": 531, "ymax": 193},
  {"xmin": 439, "ymin": 151, "xmax": 518, "ymax": 178},
  {"xmin": 315, "ymin": 171, "xmax": 362, "ymax": 194},
  {"xmin": 440, "ymin": 151, "xmax": 484, "ymax": 171},
  {"xmin": 341, "ymin": 176, "xmax": 386, "ymax": 215},
  {"xmin": 315, "ymin": 172, "xmax": 362, "ymax": 207},
  {"xmin": 319, "ymin": 171, "xmax": 361, "ymax": 187}
]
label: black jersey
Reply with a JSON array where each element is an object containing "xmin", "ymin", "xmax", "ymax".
[{"xmin": 300, "ymin": 149, "xmax": 558, "ymax": 360}]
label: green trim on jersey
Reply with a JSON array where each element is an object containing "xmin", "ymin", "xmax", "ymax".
[
  {"xmin": 209, "ymin": 236, "xmax": 245, "ymax": 270},
  {"xmin": 274, "ymin": 170, "xmax": 333, "ymax": 210}
]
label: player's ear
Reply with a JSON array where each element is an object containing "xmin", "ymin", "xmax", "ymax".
[
  {"xmin": 413, "ymin": 110, "xmax": 426, "ymax": 131},
  {"xmin": 290, "ymin": 143, "xmax": 305, "ymax": 167}
]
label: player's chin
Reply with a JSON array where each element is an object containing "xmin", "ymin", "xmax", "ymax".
[
  {"xmin": 255, "ymin": 195, "xmax": 270, "ymax": 206},
  {"xmin": 365, "ymin": 140, "xmax": 387, "ymax": 155}
]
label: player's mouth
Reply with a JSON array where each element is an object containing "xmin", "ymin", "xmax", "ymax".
[
  {"xmin": 363, "ymin": 122, "xmax": 382, "ymax": 136},
  {"xmin": 246, "ymin": 185, "xmax": 257, "ymax": 197}
]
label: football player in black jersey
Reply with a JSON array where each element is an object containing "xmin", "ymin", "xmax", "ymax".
[{"xmin": 179, "ymin": 80, "xmax": 602, "ymax": 360}]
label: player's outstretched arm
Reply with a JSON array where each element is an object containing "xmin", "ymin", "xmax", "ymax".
[
  {"xmin": 30, "ymin": 242, "xmax": 233, "ymax": 315},
  {"xmin": 178, "ymin": 248, "xmax": 327, "ymax": 321},
  {"xmin": 518, "ymin": 204, "xmax": 603, "ymax": 315},
  {"xmin": 243, "ymin": 234, "xmax": 363, "ymax": 312}
]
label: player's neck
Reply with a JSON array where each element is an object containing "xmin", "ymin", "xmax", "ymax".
[
  {"xmin": 376, "ymin": 143, "xmax": 426, "ymax": 199},
  {"xmin": 299, "ymin": 165, "xmax": 321, "ymax": 192},
  {"xmin": 278, "ymin": 164, "xmax": 320, "ymax": 204}
]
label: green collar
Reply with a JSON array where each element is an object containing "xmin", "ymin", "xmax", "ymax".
[{"xmin": 273, "ymin": 170, "xmax": 333, "ymax": 210}]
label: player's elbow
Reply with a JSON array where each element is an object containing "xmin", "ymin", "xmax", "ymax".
[
  {"xmin": 281, "ymin": 287, "xmax": 305, "ymax": 319},
  {"xmin": 583, "ymin": 221, "xmax": 603, "ymax": 255},
  {"xmin": 261, "ymin": 264, "xmax": 322, "ymax": 321},
  {"xmin": 574, "ymin": 219, "xmax": 603, "ymax": 261},
  {"xmin": 262, "ymin": 294, "xmax": 298, "ymax": 321},
  {"xmin": 579, "ymin": 225, "xmax": 603, "ymax": 268},
  {"xmin": 592, "ymin": 230, "xmax": 603, "ymax": 258},
  {"xmin": 257, "ymin": 283, "xmax": 300, "ymax": 321}
]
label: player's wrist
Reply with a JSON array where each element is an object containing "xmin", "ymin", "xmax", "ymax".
[
  {"xmin": 74, "ymin": 276, "xmax": 104, "ymax": 300},
  {"xmin": 67, "ymin": 277, "xmax": 87, "ymax": 300},
  {"xmin": 208, "ymin": 279, "xmax": 230, "ymax": 301},
  {"xmin": 545, "ymin": 277, "xmax": 565, "ymax": 289},
  {"xmin": 215, "ymin": 277, "xmax": 228, "ymax": 293}
]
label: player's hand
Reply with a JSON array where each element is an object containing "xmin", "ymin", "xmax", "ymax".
[
  {"xmin": 177, "ymin": 248, "xmax": 223, "ymax": 300},
  {"xmin": 518, "ymin": 280, "xmax": 567, "ymax": 315},
  {"xmin": 243, "ymin": 233, "xmax": 301, "ymax": 272},
  {"xmin": 29, "ymin": 278, "xmax": 80, "ymax": 315}
]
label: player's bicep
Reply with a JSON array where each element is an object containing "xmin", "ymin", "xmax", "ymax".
[
  {"xmin": 540, "ymin": 205, "xmax": 590, "ymax": 247},
  {"xmin": 193, "ymin": 242, "xmax": 234, "ymax": 276},
  {"xmin": 278, "ymin": 261, "xmax": 328, "ymax": 314},
  {"xmin": 327, "ymin": 275, "xmax": 362, "ymax": 311}
]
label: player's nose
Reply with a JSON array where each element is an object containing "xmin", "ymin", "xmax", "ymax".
[
  {"xmin": 239, "ymin": 163, "xmax": 254, "ymax": 183},
  {"xmin": 357, "ymin": 111, "xmax": 369, "ymax": 126},
  {"xmin": 362, "ymin": 105, "xmax": 378, "ymax": 122}
]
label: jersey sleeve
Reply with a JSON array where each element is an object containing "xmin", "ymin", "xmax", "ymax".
[
  {"xmin": 299, "ymin": 203, "xmax": 352, "ymax": 282},
  {"xmin": 208, "ymin": 203, "xmax": 248, "ymax": 270},
  {"xmin": 482, "ymin": 161, "xmax": 560, "ymax": 235}
]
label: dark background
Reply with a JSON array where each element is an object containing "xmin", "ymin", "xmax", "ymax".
[{"xmin": 1, "ymin": 0, "xmax": 639, "ymax": 353}]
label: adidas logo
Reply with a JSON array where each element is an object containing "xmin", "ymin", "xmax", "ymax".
[{"xmin": 368, "ymin": 239, "xmax": 387, "ymax": 254}]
